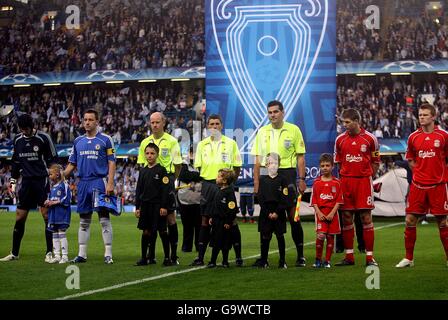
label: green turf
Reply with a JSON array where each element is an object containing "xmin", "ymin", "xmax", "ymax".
[{"xmin": 0, "ymin": 212, "xmax": 447, "ymax": 300}]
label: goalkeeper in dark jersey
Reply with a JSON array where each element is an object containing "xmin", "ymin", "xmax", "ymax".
[{"xmin": 0, "ymin": 114, "xmax": 57, "ymax": 262}]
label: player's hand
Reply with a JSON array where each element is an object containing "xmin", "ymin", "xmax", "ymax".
[
  {"xmin": 271, "ymin": 212, "xmax": 278, "ymax": 220},
  {"xmin": 224, "ymin": 224, "xmax": 230, "ymax": 229},
  {"xmin": 9, "ymin": 178, "xmax": 16, "ymax": 193},
  {"xmin": 160, "ymin": 208, "xmax": 167, "ymax": 216},
  {"xmin": 106, "ymin": 182, "xmax": 114, "ymax": 195},
  {"xmin": 317, "ymin": 211, "xmax": 326, "ymax": 221},
  {"xmin": 135, "ymin": 209, "xmax": 140, "ymax": 218},
  {"xmin": 326, "ymin": 213, "xmax": 334, "ymax": 221},
  {"xmin": 209, "ymin": 218, "xmax": 213, "ymax": 225},
  {"xmin": 44, "ymin": 200, "xmax": 50, "ymax": 207}
]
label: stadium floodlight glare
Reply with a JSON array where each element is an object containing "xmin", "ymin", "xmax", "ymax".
[
  {"xmin": 74, "ymin": 82, "xmax": 93, "ymax": 85},
  {"xmin": 106, "ymin": 80, "xmax": 124, "ymax": 84},
  {"xmin": 171, "ymin": 78, "xmax": 190, "ymax": 82},
  {"xmin": 356, "ymin": 73, "xmax": 376, "ymax": 77},
  {"xmin": 390, "ymin": 72, "xmax": 411, "ymax": 76},
  {"xmin": 1, "ymin": 6, "xmax": 13, "ymax": 11},
  {"xmin": 437, "ymin": 71, "xmax": 448, "ymax": 74},
  {"xmin": 43, "ymin": 83, "xmax": 61, "ymax": 86},
  {"xmin": 13, "ymin": 84, "xmax": 31, "ymax": 87},
  {"xmin": 138, "ymin": 79, "xmax": 157, "ymax": 83}
]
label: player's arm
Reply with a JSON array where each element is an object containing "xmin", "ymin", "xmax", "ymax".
[
  {"xmin": 371, "ymin": 162, "xmax": 379, "ymax": 176},
  {"xmin": 106, "ymin": 159, "xmax": 116, "ymax": 195},
  {"xmin": 297, "ymin": 153, "xmax": 306, "ymax": 194},
  {"xmin": 10, "ymin": 140, "xmax": 20, "ymax": 192},
  {"xmin": 327, "ymin": 203, "xmax": 340, "ymax": 221},
  {"xmin": 408, "ymin": 159, "xmax": 416, "ymax": 171},
  {"xmin": 313, "ymin": 204, "xmax": 326, "ymax": 221},
  {"xmin": 40, "ymin": 132, "xmax": 58, "ymax": 166},
  {"xmin": 63, "ymin": 163, "xmax": 76, "ymax": 178},
  {"xmin": 174, "ymin": 163, "xmax": 182, "ymax": 179},
  {"xmin": 253, "ymin": 155, "xmax": 261, "ymax": 194}
]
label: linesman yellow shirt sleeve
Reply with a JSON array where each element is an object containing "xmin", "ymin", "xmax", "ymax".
[
  {"xmin": 137, "ymin": 133, "xmax": 182, "ymax": 173},
  {"xmin": 251, "ymin": 122, "xmax": 306, "ymax": 168},
  {"xmin": 137, "ymin": 136, "xmax": 152, "ymax": 166},
  {"xmin": 195, "ymin": 136, "xmax": 242, "ymax": 180}
]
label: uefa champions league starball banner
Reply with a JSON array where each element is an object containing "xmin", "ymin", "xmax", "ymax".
[{"xmin": 205, "ymin": 0, "xmax": 337, "ymax": 185}]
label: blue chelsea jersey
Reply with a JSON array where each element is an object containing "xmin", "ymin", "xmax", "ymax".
[
  {"xmin": 48, "ymin": 181, "xmax": 71, "ymax": 226},
  {"xmin": 68, "ymin": 133, "xmax": 116, "ymax": 179}
]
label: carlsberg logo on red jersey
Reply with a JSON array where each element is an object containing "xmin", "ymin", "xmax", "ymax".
[
  {"xmin": 346, "ymin": 154, "xmax": 363, "ymax": 162},
  {"xmin": 320, "ymin": 194, "xmax": 334, "ymax": 200},
  {"xmin": 418, "ymin": 150, "xmax": 436, "ymax": 159}
]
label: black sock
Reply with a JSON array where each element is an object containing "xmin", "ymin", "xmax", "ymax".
[
  {"xmin": 197, "ymin": 225, "xmax": 210, "ymax": 261},
  {"xmin": 277, "ymin": 235, "xmax": 286, "ymax": 261},
  {"xmin": 12, "ymin": 220, "xmax": 25, "ymax": 256},
  {"xmin": 141, "ymin": 233, "xmax": 150, "ymax": 260},
  {"xmin": 231, "ymin": 224, "xmax": 242, "ymax": 259},
  {"xmin": 210, "ymin": 246, "xmax": 219, "ymax": 264},
  {"xmin": 168, "ymin": 223, "xmax": 178, "ymax": 259},
  {"xmin": 261, "ymin": 237, "xmax": 270, "ymax": 262},
  {"xmin": 148, "ymin": 233, "xmax": 157, "ymax": 260},
  {"xmin": 44, "ymin": 219, "xmax": 53, "ymax": 254},
  {"xmin": 290, "ymin": 220, "xmax": 304, "ymax": 258},
  {"xmin": 222, "ymin": 249, "xmax": 229, "ymax": 264},
  {"xmin": 159, "ymin": 231, "xmax": 170, "ymax": 259}
]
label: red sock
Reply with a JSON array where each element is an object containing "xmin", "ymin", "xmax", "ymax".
[
  {"xmin": 405, "ymin": 226, "xmax": 417, "ymax": 261},
  {"xmin": 438, "ymin": 226, "xmax": 448, "ymax": 259},
  {"xmin": 342, "ymin": 224, "xmax": 354, "ymax": 261},
  {"xmin": 325, "ymin": 235, "xmax": 334, "ymax": 262},
  {"xmin": 363, "ymin": 223, "xmax": 375, "ymax": 262},
  {"xmin": 316, "ymin": 237, "xmax": 324, "ymax": 260}
]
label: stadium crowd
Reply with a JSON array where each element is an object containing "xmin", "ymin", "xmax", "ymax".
[
  {"xmin": 336, "ymin": 79, "xmax": 448, "ymax": 138},
  {"xmin": 0, "ymin": 0, "xmax": 204, "ymax": 74},
  {"xmin": 0, "ymin": 84, "xmax": 204, "ymax": 145}
]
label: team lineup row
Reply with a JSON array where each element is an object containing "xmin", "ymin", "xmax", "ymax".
[{"xmin": 1, "ymin": 101, "xmax": 447, "ymax": 269}]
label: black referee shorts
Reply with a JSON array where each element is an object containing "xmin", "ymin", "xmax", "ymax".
[
  {"xmin": 200, "ymin": 180, "xmax": 219, "ymax": 217},
  {"xmin": 17, "ymin": 177, "xmax": 50, "ymax": 211}
]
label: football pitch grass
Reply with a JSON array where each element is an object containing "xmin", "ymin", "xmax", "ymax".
[{"xmin": 0, "ymin": 212, "xmax": 447, "ymax": 300}]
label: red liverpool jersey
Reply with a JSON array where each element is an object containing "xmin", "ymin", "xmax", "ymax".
[
  {"xmin": 334, "ymin": 128, "xmax": 380, "ymax": 177},
  {"xmin": 311, "ymin": 176, "xmax": 344, "ymax": 213},
  {"xmin": 406, "ymin": 126, "xmax": 448, "ymax": 186}
]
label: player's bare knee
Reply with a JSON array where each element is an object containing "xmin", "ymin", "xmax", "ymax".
[
  {"xmin": 436, "ymin": 216, "xmax": 447, "ymax": 228},
  {"xmin": 317, "ymin": 232, "xmax": 326, "ymax": 241},
  {"xmin": 405, "ymin": 214, "xmax": 418, "ymax": 227}
]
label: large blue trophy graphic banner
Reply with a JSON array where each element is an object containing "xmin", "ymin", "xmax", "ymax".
[{"xmin": 205, "ymin": 0, "xmax": 336, "ymax": 185}]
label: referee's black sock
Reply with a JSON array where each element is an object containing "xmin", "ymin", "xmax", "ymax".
[
  {"xmin": 159, "ymin": 230, "xmax": 170, "ymax": 259},
  {"xmin": 197, "ymin": 225, "xmax": 211, "ymax": 261},
  {"xmin": 210, "ymin": 246, "xmax": 219, "ymax": 264},
  {"xmin": 231, "ymin": 224, "xmax": 242, "ymax": 259},
  {"xmin": 147, "ymin": 233, "xmax": 157, "ymax": 261},
  {"xmin": 261, "ymin": 237, "xmax": 270, "ymax": 262},
  {"xmin": 277, "ymin": 235, "xmax": 286, "ymax": 262},
  {"xmin": 290, "ymin": 220, "xmax": 304, "ymax": 258},
  {"xmin": 168, "ymin": 223, "xmax": 178, "ymax": 260},
  {"xmin": 44, "ymin": 219, "xmax": 53, "ymax": 254},
  {"xmin": 12, "ymin": 220, "xmax": 25, "ymax": 256},
  {"xmin": 141, "ymin": 233, "xmax": 150, "ymax": 261}
]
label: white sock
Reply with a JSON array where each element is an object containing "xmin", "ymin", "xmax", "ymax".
[
  {"xmin": 59, "ymin": 231, "xmax": 68, "ymax": 257},
  {"xmin": 52, "ymin": 232, "xmax": 61, "ymax": 258},
  {"xmin": 100, "ymin": 217, "xmax": 113, "ymax": 257},
  {"xmin": 78, "ymin": 217, "xmax": 91, "ymax": 258}
]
